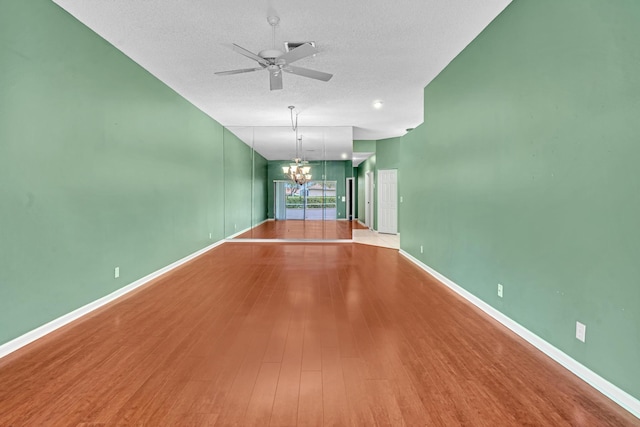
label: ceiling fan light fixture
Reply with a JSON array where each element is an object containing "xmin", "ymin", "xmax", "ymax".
[{"xmin": 215, "ymin": 18, "xmax": 333, "ymax": 91}]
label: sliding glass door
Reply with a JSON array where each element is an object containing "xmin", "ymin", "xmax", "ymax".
[
  {"xmin": 304, "ymin": 180, "xmax": 336, "ymax": 220},
  {"xmin": 274, "ymin": 180, "xmax": 337, "ymax": 220}
]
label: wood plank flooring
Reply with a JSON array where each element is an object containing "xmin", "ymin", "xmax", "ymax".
[
  {"xmin": 235, "ymin": 220, "xmax": 367, "ymax": 240},
  {"xmin": 0, "ymin": 243, "xmax": 637, "ymax": 426}
]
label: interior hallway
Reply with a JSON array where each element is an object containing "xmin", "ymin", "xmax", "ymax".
[{"xmin": 0, "ymin": 242, "xmax": 635, "ymax": 426}]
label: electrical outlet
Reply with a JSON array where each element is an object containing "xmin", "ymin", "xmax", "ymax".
[
  {"xmin": 420, "ymin": 245, "xmax": 423, "ymax": 254},
  {"xmin": 400, "ymin": 196, "xmax": 403, "ymax": 203},
  {"xmin": 576, "ymin": 321, "xmax": 586, "ymax": 342},
  {"xmin": 209, "ymin": 233, "xmax": 212, "ymax": 240},
  {"xmin": 234, "ymin": 224, "xmax": 237, "ymax": 230},
  {"xmin": 114, "ymin": 267, "xmax": 120, "ymax": 279},
  {"xmin": 497, "ymin": 283, "xmax": 503, "ymax": 298}
]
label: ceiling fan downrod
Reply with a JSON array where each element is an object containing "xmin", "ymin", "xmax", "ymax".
[{"xmin": 267, "ymin": 16, "xmax": 280, "ymax": 49}]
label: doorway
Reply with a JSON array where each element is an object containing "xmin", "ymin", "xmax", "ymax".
[{"xmin": 346, "ymin": 177, "xmax": 355, "ymax": 221}]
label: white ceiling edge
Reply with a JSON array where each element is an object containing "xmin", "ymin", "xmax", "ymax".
[
  {"xmin": 51, "ymin": 0, "xmax": 512, "ymax": 160},
  {"xmin": 352, "ymin": 152, "xmax": 375, "ymax": 167}
]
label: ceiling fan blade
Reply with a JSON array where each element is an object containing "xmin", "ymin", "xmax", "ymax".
[
  {"xmin": 215, "ymin": 67, "xmax": 263, "ymax": 76},
  {"xmin": 231, "ymin": 43, "xmax": 269, "ymax": 66},
  {"xmin": 276, "ymin": 43, "xmax": 317, "ymax": 65},
  {"xmin": 284, "ymin": 65, "xmax": 333, "ymax": 82},
  {"xmin": 269, "ymin": 70, "xmax": 283, "ymax": 91}
]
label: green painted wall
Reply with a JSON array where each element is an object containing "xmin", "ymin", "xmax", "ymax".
[
  {"xmin": 324, "ymin": 161, "xmax": 349, "ymax": 219},
  {"xmin": 0, "ymin": 1, "xmax": 265, "ymax": 346},
  {"xmin": 376, "ymin": 137, "xmax": 401, "ymax": 170},
  {"xmin": 223, "ymin": 129, "xmax": 268, "ymax": 236},
  {"xmin": 267, "ymin": 160, "xmax": 351, "ymax": 219},
  {"xmin": 400, "ymin": 0, "xmax": 640, "ymax": 400},
  {"xmin": 353, "ymin": 140, "xmax": 376, "ymax": 153},
  {"xmin": 398, "ymin": 124, "xmax": 427, "ymax": 255}
]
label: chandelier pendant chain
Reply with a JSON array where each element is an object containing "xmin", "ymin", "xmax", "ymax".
[{"xmin": 284, "ymin": 106, "xmax": 311, "ymax": 186}]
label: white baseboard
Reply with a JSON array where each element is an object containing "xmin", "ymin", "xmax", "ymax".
[
  {"xmin": 399, "ymin": 249, "xmax": 640, "ymax": 420},
  {"xmin": 225, "ymin": 218, "xmax": 269, "ymax": 239},
  {"xmin": 229, "ymin": 239, "xmax": 353, "ymax": 244},
  {"xmin": 0, "ymin": 239, "xmax": 226, "ymax": 360},
  {"xmin": 357, "ymin": 219, "xmax": 369, "ymax": 229}
]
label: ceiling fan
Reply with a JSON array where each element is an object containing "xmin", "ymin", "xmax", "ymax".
[{"xmin": 215, "ymin": 16, "xmax": 333, "ymax": 91}]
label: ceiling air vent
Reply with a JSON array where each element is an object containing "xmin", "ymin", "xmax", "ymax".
[{"xmin": 284, "ymin": 41, "xmax": 316, "ymax": 52}]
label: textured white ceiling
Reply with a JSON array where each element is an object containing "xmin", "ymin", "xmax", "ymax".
[{"xmin": 52, "ymin": 0, "xmax": 511, "ymax": 160}]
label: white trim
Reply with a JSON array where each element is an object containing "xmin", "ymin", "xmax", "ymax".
[
  {"xmin": 399, "ymin": 250, "xmax": 640, "ymax": 420},
  {"xmin": 227, "ymin": 239, "xmax": 353, "ymax": 244},
  {"xmin": 365, "ymin": 171, "xmax": 374, "ymax": 229},
  {"xmin": 0, "ymin": 239, "xmax": 226, "ymax": 360},
  {"xmin": 346, "ymin": 176, "xmax": 355, "ymax": 221},
  {"xmin": 225, "ymin": 219, "xmax": 269, "ymax": 239}
]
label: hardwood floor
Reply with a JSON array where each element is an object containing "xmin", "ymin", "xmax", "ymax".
[
  {"xmin": 235, "ymin": 220, "xmax": 367, "ymax": 240},
  {"xmin": 0, "ymin": 243, "xmax": 637, "ymax": 426}
]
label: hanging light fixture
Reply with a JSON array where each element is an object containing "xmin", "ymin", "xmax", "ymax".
[
  {"xmin": 282, "ymin": 137, "xmax": 312, "ymax": 185},
  {"xmin": 282, "ymin": 106, "xmax": 312, "ymax": 185}
]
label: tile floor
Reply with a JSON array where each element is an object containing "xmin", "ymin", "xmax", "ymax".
[{"xmin": 352, "ymin": 228, "xmax": 400, "ymax": 249}]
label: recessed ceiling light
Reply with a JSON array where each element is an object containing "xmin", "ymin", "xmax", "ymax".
[
  {"xmin": 373, "ymin": 100, "xmax": 384, "ymax": 109},
  {"xmin": 341, "ymin": 153, "xmax": 348, "ymax": 159}
]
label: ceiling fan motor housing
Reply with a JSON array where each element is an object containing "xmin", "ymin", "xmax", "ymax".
[{"xmin": 258, "ymin": 49, "xmax": 284, "ymax": 61}]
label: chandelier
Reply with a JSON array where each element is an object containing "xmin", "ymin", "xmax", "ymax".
[
  {"xmin": 282, "ymin": 143, "xmax": 312, "ymax": 185},
  {"xmin": 282, "ymin": 106, "xmax": 312, "ymax": 185}
]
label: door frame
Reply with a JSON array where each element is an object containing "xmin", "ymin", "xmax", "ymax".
[
  {"xmin": 345, "ymin": 177, "xmax": 355, "ymax": 221},
  {"xmin": 365, "ymin": 171, "xmax": 374, "ymax": 229}
]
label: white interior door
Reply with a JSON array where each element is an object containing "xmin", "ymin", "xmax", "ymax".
[{"xmin": 377, "ymin": 169, "xmax": 397, "ymax": 234}]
